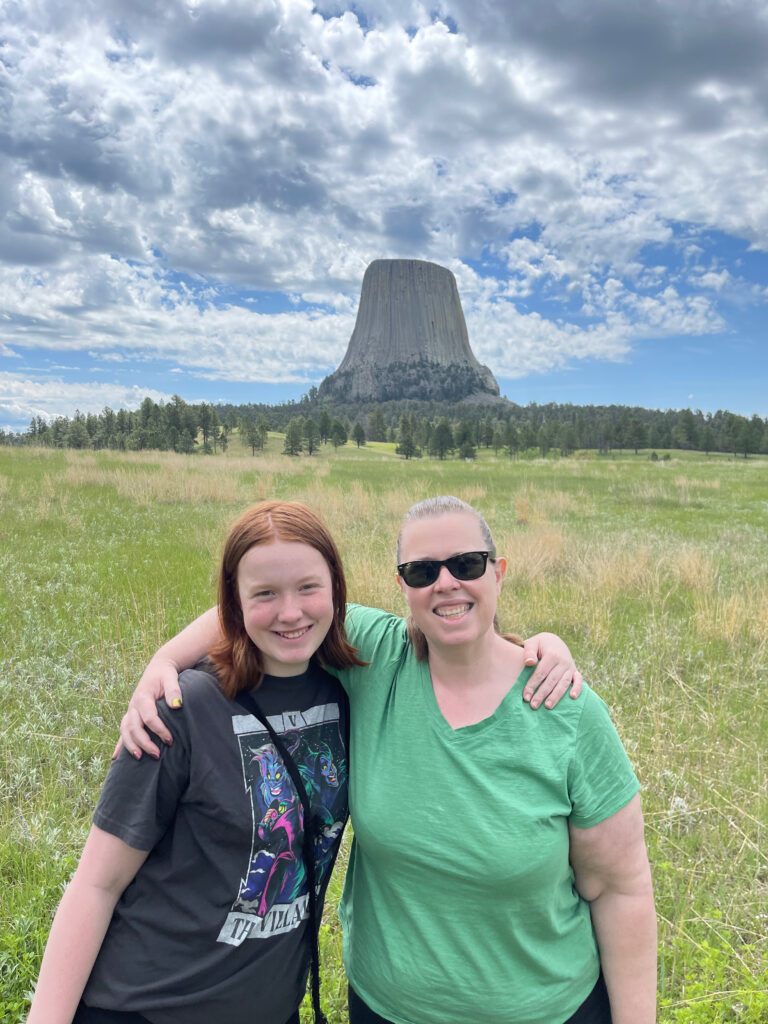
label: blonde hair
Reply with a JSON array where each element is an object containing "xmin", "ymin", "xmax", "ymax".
[{"xmin": 396, "ymin": 495, "xmax": 496, "ymax": 563}]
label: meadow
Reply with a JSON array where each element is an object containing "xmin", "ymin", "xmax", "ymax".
[{"xmin": 1, "ymin": 439, "xmax": 767, "ymax": 1022}]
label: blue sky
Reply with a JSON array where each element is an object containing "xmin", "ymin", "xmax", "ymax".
[{"xmin": 2, "ymin": 0, "xmax": 767, "ymax": 433}]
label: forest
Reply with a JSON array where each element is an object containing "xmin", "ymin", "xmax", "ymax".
[{"xmin": 3, "ymin": 390, "xmax": 767, "ymax": 459}]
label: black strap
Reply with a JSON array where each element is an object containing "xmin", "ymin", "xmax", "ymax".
[{"xmin": 234, "ymin": 689, "xmax": 327, "ymax": 1024}]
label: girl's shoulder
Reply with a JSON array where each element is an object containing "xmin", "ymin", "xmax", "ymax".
[
  {"xmin": 178, "ymin": 659, "xmax": 224, "ymax": 697},
  {"xmin": 153, "ymin": 662, "xmax": 231, "ymax": 738}
]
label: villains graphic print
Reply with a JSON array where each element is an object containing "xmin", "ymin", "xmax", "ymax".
[{"xmin": 217, "ymin": 701, "xmax": 348, "ymax": 946}]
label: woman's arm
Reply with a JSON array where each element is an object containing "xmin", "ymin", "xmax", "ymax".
[
  {"xmin": 116, "ymin": 606, "xmax": 220, "ymax": 759},
  {"xmin": 568, "ymin": 794, "xmax": 657, "ymax": 1024},
  {"xmin": 118, "ymin": 608, "xmax": 582, "ymax": 756},
  {"xmin": 27, "ymin": 826, "xmax": 149, "ymax": 1024}
]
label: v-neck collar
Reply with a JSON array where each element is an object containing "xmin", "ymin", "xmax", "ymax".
[{"xmin": 418, "ymin": 660, "xmax": 535, "ymax": 737}]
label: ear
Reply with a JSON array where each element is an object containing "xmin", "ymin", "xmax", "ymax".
[
  {"xmin": 395, "ymin": 572, "xmax": 409, "ymax": 601},
  {"xmin": 493, "ymin": 556, "xmax": 507, "ymax": 592}
]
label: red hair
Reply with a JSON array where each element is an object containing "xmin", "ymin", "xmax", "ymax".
[{"xmin": 209, "ymin": 500, "xmax": 365, "ymax": 697}]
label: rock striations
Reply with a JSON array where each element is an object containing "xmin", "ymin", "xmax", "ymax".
[{"xmin": 319, "ymin": 259, "xmax": 500, "ymax": 403}]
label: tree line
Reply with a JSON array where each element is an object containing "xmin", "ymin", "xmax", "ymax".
[
  {"xmin": 386, "ymin": 407, "xmax": 768, "ymax": 460},
  {"xmin": 3, "ymin": 393, "xmax": 766, "ymax": 460}
]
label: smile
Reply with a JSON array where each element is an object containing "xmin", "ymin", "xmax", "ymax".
[
  {"xmin": 274, "ymin": 627, "xmax": 311, "ymax": 639},
  {"xmin": 433, "ymin": 604, "xmax": 472, "ymax": 619}
]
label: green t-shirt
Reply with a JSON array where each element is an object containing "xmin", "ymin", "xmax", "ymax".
[{"xmin": 336, "ymin": 604, "xmax": 639, "ymax": 1024}]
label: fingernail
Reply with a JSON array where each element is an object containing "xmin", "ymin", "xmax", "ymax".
[
  {"xmin": 545, "ymin": 699, "xmax": 553, "ymax": 708},
  {"xmin": 171, "ymin": 698, "xmax": 182, "ymax": 708},
  {"xmin": 133, "ymin": 750, "xmax": 141, "ymax": 760},
  {"xmin": 523, "ymin": 691, "xmax": 531, "ymax": 702},
  {"xmin": 531, "ymin": 700, "xmax": 539, "ymax": 709},
  {"xmin": 152, "ymin": 752, "xmax": 160, "ymax": 760}
]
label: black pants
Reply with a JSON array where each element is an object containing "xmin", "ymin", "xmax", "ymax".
[
  {"xmin": 74, "ymin": 1004, "xmax": 301, "ymax": 1024},
  {"xmin": 348, "ymin": 973, "xmax": 612, "ymax": 1024}
]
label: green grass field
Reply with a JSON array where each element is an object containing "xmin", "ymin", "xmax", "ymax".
[{"xmin": 1, "ymin": 441, "xmax": 767, "ymax": 1022}]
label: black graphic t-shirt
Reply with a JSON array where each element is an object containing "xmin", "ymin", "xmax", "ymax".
[{"xmin": 83, "ymin": 662, "xmax": 349, "ymax": 1024}]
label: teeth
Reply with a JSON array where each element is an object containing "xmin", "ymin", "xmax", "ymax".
[
  {"xmin": 277, "ymin": 628, "xmax": 309, "ymax": 639},
  {"xmin": 434, "ymin": 605, "xmax": 470, "ymax": 619}
]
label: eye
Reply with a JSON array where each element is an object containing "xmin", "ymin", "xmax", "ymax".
[{"xmin": 299, "ymin": 582, "xmax": 320, "ymax": 591}]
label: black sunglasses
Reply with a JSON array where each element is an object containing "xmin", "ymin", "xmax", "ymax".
[{"xmin": 397, "ymin": 551, "xmax": 494, "ymax": 588}]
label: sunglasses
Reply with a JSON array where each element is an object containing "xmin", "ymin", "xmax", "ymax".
[{"xmin": 397, "ymin": 551, "xmax": 494, "ymax": 588}]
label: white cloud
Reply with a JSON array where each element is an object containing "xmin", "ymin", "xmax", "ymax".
[
  {"xmin": 467, "ymin": 303, "xmax": 632, "ymax": 379},
  {"xmin": 0, "ymin": 0, "xmax": 766, "ymax": 407},
  {"xmin": 694, "ymin": 269, "xmax": 731, "ymax": 292},
  {"xmin": 0, "ymin": 254, "xmax": 357, "ymax": 379},
  {"xmin": 0, "ymin": 372, "xmax": 173, "ymax": 428}
]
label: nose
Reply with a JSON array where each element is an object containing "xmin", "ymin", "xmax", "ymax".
[
  {"xmin": 276, "ymin": 595, "xmax": 303, "ymax": 622},
  {"xmin": 434, "ymin": 564, "xmax": 460, "ymax": 590}
]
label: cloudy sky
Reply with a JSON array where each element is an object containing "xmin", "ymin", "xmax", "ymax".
[{"xmin": 2, "ymin": 0, "xmax": 767, "ymax": 432}]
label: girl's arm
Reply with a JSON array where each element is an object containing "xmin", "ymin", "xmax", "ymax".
[
  {"xmin": 27, "ymin": 826, "xmax": 149, "ymax": 1024},
  {"xmin": 521, "ymin": 632, "xmax": 583, "ymax": 708},
  {"xmin": 118, "ymin": 608, "xmax": 583, "ymax": 757},
  {"xmin": 568, "ymin": 794, "xmax": 657, "ymax": 1024}
]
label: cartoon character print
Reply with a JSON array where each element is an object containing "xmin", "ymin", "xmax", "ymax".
[
  {"xmin": 240, "ymin": 739, "xmax": 304, "ymax": 913},
  {"xmin": 301, "ymin": 739, "xmax": 345, "ymax": 864},
  {"xmin": 233, "ymin": 708, "xmax": 347, "ymax": 929}
]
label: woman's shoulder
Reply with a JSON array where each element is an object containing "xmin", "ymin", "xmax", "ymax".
[
  {"xmin": 567, "ymin": 682, "xmax": 639, "ymax": 824},
  {"xmin": 345, "ymin": 602, "xmax": 404, "ymax": 628},
  {"xmin": 518, "ymin": 679, "xmax": 602, "ymax": 742},
  {"xmin": 344, "ymin": 603, "xmax": 408, "ymax": 655},
  {"xmin": 542, "ymin": 681, "xmax": 617, "ymax": 733},
  {"xmin": 574, "ymin": 681, "xmax": 618, "ymax": 726},
  {"xmin": 332, "ymin": 604, "xmax": 409, "ymax": 691}
]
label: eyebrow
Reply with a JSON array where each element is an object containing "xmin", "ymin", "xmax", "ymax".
[{"xmin": 244, "ymin": 573, "xmax": 326, "ymax": 588}]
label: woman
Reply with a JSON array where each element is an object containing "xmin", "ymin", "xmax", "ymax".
[
  {"xmin": 340, "ymin": 497, "xmax": 655, "ymax": 1024},
  {"xmin": 28, "ymin": 501, "xmax": 364, "ymax": 1024},
  {"xmin": 119, "ymin": 497, "xmax": 655, "ymax": 1024}
]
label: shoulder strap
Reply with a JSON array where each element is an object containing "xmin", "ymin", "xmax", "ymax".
[{"xmin": 234, "ymin": 689, "xmax": 327, "ymax": 1024}]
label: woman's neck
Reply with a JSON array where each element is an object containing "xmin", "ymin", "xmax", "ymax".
[
  {"xmin": 427, "ymin": 629, "xmax": 514, "ymax": 684},
  {"xmin": 427, "ymin": 633, "xmax": 527, "ymax": 729}
]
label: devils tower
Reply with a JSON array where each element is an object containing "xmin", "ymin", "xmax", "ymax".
[{"xmin": 318, "ymin": 259, "xmax": 500, "ymax": 402}]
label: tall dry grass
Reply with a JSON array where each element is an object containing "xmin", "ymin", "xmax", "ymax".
[{"xmin": 1, "ymin": 446, "xmax": 766, "ymax": 1023}]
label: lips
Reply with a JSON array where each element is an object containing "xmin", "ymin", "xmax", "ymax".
[
  {"xmin": 274, "ymin": 626, "xmax": 312, "ymax": 639},
  {"xmin": 433, "ymin": 603, "xmax": 472, "ymax": 619}
]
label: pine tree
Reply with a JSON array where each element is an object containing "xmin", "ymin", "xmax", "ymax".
[
  {"xmin": 453, "ymin": 419, "xmax": 473, "ymax": 449},
  {"xmin": 367, "ymin": 408, "xmax": 386, "ymax": 442},
  {"xmin": 330, "ymin": 420, "xmax": 347, "ymax": 448},
  {"xmin": 429, "ymin": 418, "xmax": 454, "ymax": 460},
  {"xmin": 198, "ymin": 402, "xmax": 214, "ymax": 452},
  {"xmin": 504, "ymin": 421, "xmax": 519, "ymax": 459},
  {"xmin": 304, "ymin": 418, "xmax": 320, "ymax": 455},
  {"xmin": 245, "ymin": 421, "xmax": 260, "ymax": 455},
  {"xmin": 283, "ymin": 418, "xmax": 304, "ymax": 456},
  {"xmin": 256, "ymin": 415, "xmax": 269, "ymax": 450},
  {"xmin": 67, "ymin": 415, "xmax": 91, "ymax": 449},
  {"xmin": 396, "ymin": 413, "xmax": 420, "ymax": 459},
  {"xmin": 319, "ymin": 410, "xmax": 332, "ymax": 444}
]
